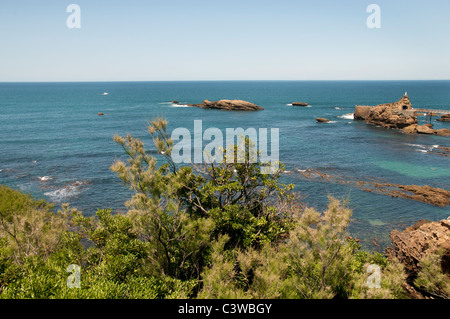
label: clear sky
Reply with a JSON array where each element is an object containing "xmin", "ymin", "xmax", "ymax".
[{"xmin": 1, "ymin": 0, "xmax": 449, "ymax": 81}]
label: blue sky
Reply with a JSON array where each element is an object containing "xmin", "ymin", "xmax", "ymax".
[{"xmin": 0, "ymin": 0, "xmax": 449, "ymax": 81}]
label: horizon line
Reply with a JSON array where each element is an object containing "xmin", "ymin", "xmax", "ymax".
[{"xmin": 1, "ymin": 79, "xmax": 450, "ymax": 83}]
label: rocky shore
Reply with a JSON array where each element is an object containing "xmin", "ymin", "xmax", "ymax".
[
  {"xmin": 386, "ymin": 217, "xmax": 450, "ymax": 298},
  {"xmin": 188, "ymin": 99, "xmax": 263, "ymax": 111}
]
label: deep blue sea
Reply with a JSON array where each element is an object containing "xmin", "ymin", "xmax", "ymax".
[{"xmin": 1, "ymin": 81, "xmax": 449, "ymax": 250}]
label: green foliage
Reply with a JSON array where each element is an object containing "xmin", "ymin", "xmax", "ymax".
[
  {"xmin": 0, "ymin": 185, "xmax": 53, "ymax": 220},
  {"xmin": 1, "ymin": 118, "xmax": 441, "ymax": 299},
  {"xmin": 414, "ymin": 249, "xmax": 450, "ymax": 299}
]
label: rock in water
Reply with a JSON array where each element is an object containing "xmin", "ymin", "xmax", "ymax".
[
  {"xmin": 436, "ymin": 114, "xmax": 450, "ymax": 122},
  {"xmin": 354, "ymin": 95, "xmax": 417, "ymax": 129},
  {"xmin": 316, "ymin": 118, "xmax": 330, "ymax": 123},
  {"xmin": 416, "ymin": 124, "xmax": 435, "ymax": 134},
  {"xmin": 189, "ymin": 99, "xmax": 263, "ymax": 111},
  {"xmin": 435, "ymin": 128, "xmax": 450, "ymax": 137},
  {"xmin": 292, "ymin": 102, "xmax": 309, "ymax": 106}
]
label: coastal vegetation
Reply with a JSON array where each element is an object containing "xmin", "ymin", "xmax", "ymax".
[{"xmin": 0, "ymin": 118, "xmax": 448, "ymax": 299}]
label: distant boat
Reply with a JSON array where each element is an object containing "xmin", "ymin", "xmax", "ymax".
[{"xmin": 101, "ymin": 92, "xmax": 109, "ymax": 95}]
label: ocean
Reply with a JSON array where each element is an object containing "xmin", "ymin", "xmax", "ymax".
[{"xmin": 1, "ymin": 80, "xmax": 449, "ymax": 251}]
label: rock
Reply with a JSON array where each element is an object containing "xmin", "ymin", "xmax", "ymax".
[
  {"xmin": 402, "ymin": 124, "xmax": 418, "ymax": 134},
  {"xmin": 386, "ymin": 218, "xmax": 450, "ymax": 278},
  {"xmin": 354, "ymin": 105, "xmax": 372, "ymax": 120},
  {"xmin": 189, "ymin": 99, "xmax": 263, "ymax": 111},
  {"xmin": 355, "ymin": 95, "xmax": 417, "ymax": 129},
  {"xmin": 436, "ymin": 114, "xmax": 450, "ymax": 122},
  {"xmin": 316, "ymin": 118, "xmax": 330, "ymax": 123},
  {"xmin": 434, "ymin": 128, "xmax": 450, "ymax": 137},
  {"xmin": 292, "ymin": 102, "xmax": 309, "ymax": 106},
  {"xmin": 300, "ymin": 167, "xmax": 450, "ymax": 207},
  {"xmin": 396, "ymin": 185, "xmax": 450, "ymax": 207},
  {"xmin": 98, "ymin": 112, "xmax": 104, "ymax": 116},
  {"xmin": 172, "ymin": 100, "xmax": 179, "ymax": 104},
  {"xmin": 416, "ymin": 124, "xmax": 435, "ymax": 134}
]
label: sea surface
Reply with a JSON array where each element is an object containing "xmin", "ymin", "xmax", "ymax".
[{"xmin": 1, "ymin": 81, "xmax": 449, "ymax": 251}]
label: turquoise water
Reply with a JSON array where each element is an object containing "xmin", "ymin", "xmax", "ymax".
[{"xmin": 1, "ymin": 81, "xmax": 449, "ymax": 250}]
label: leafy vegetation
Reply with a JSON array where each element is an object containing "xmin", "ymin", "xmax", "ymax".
[{"xmin": 0, "ymin": 118, "xmax": 448, "ymax": 299}]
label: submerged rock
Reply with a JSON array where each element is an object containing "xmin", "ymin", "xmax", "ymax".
[
  {"xmin": 189, "ymin": 99, "xmax": 263, "ymax": 111},
  {"xmin": 316, "ymin": 118, "xmax": 330, "ymax": 123}
]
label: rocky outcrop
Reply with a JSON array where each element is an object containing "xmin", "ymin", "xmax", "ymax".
[
  {"xmin": 292, "ymin": 102, "xmax": 309, "ymax": 106},
  {"xmin": 189, "ymin": 99, "xmax": 263, "ymax": 111},
  {"xmin": 416, "ymin": 124, "xmax": 435, "ymax": 134},
  {"xmin": 316, "ymin": 118, "xmax": 330, "ymax": 123},
  {"xmin": 402, "ymin": 124, "xmax": 450, "ymax": 137},
  {"xmin": 435, "ymin": 129, "xmax": 450, "ymax": 137},
  {"xmin": 355, "ymin": 95, "xmax": 417, "ymax": 129},
  {"xmin": 386, "ymin": 217, "xmax": 450, "ymax": 278},
  {"xmin": 436, "ymin": 114, "xmax": 450, "ymax": 122},
  {"xmin": 354, "ymin": 105, "xmax": 372, "ymax": 120}
]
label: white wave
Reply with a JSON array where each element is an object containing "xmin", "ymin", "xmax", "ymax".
[
  {"xmin": 338, "ymin": 113, "xmax": 354, "ymax": 120},
  {"xmin": 289, "ymin": 104, "xmax": 312, "ymax": 107},
  {"xmin": 45, "ymin": 187, "xmax": 79, "ymax": 202},
  {"xmin": 170, "ymin": 104, "xmax": 190, "ymax": 108},
  {"xmin": 44, "ymin": 181, "xmax": 89, "ymax": 202},
  {"xmin": 38, "ymin": 176, "xmax": 52, "ymax": 182},
  {"xmin": 296, "ymin": 168, "xmax": 306, "ymax": 172},
  {"xmin": 405, "ymin": 143, "xmax": 424, "ymax": 148},
  {"xmin": 335, "ymin": 107, "xmax": 344, "ymax": 110},
  {"xmin": 407, "ymin": 143, "xmax": 440, "ymax": 151}
]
